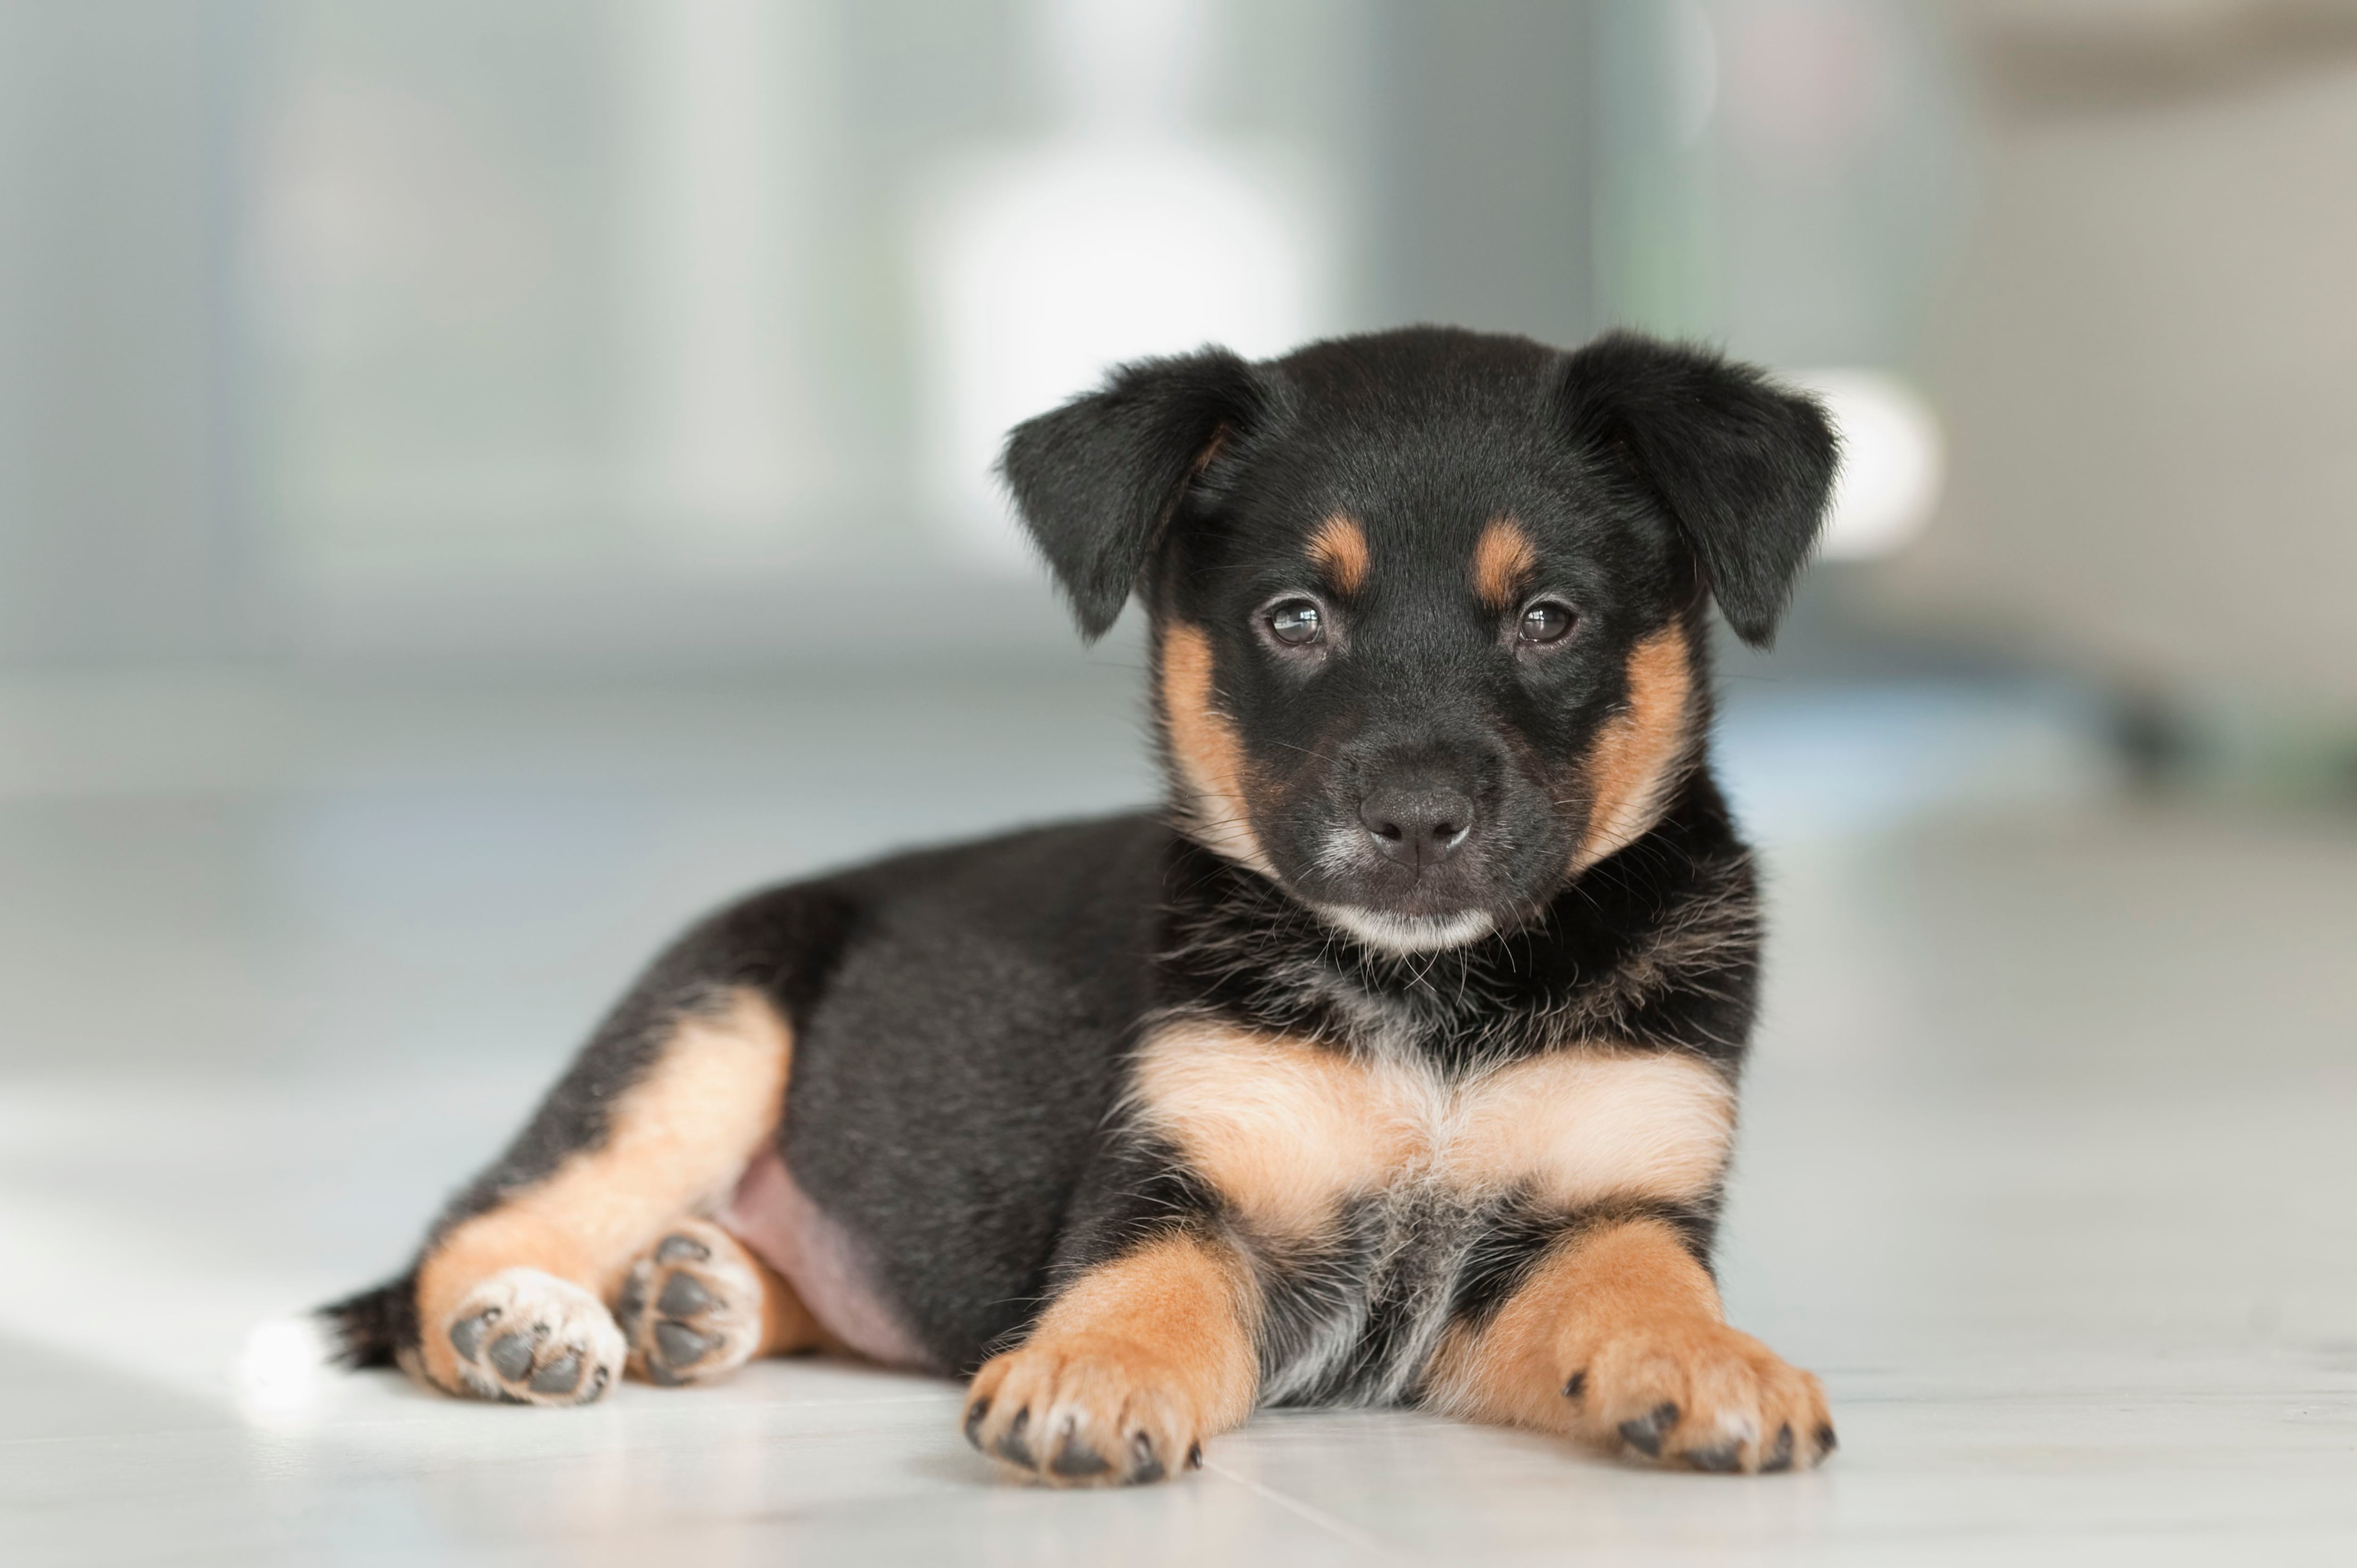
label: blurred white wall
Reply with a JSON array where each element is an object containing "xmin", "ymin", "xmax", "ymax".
[
  {"xmin": 15, "ymin": 0, "xmax": 2345, "ymax": 751},
  {"xmin": 1886, "ymin": 0, "xmax": 2357, "ymax": 714},
  {"xmin": 910, "ymin": 0, "xmax": 1333, "ymax": 566},
  {"xmin": 619, "ymin": 0, "xmax": 841, "ymax": 554},
  {"xmin": 0, "ymin": 0, "xmax": 249, "ymax": 665}
]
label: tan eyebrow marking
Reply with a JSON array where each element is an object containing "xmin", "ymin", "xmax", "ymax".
[
  {"xmin": 1472, "ymin": 518, "xmax": 1537, "ymax": 609},
  {"xmin": 1306, "ymin": 515, "xmax": 1371, "ymax": 596}
]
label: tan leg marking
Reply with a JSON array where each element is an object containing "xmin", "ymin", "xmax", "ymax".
[
  {"xmin": 1572, "ymin": 626, "xmax": 1696, "ymax": 870},
  {"xmin": 747, "ymin": 1240, "xmax": 836, "ymax": 1357},
  {"xmin": 964, "ymin": 1233, "xmax": 1260, "ymax": 1486},
  {"xmin": 613, "ymin": 1214, "xmax": 834, "ymax": 1386},
  {"xmin": 1425, "ymin": 1218, "xmax": 1834, "ymax": 1473},
  {"xmin": 411, "ymin": 988, "xmax": 793, "ymax": 1404},
  {"xmin": 1159, "ymin": 622, "xmax": 1277, "ymax": 876},
  {"xmin": 1472, "ymin": 517, "xmax": 1538, "ymax": 610},
  {"xmin": 1306, "ymin": 513, "xmax": 1370, "ymax": 596}
]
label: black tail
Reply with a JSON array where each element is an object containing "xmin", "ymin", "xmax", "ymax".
[{"xmin": 317, "ymin": 1272, "xmax": 419, "ymax": 1369}]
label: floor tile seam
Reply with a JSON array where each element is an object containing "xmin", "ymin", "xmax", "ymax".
[
  {"xmin": 0, "ymin": 1392, "xmax": 960, "ymax": 1448},
  {"xmin": 1819, "ymin": 1387, "xmax": 2356, "ymax": 1405},
  {"xmin": 1773, "ymin": 1514, "xmax": 2357, "ymax": 1546},
  {"xmin": 0, "ymin": 1424, "xmax": 249, "ymax": 1450},
  {"xmin": 1196, "ymin": 1456, "xmax": 1418, "ymax": 1562},
  {"xmin": 244, "ymin": 1390, "xmax": 960, "ymax": 1432}
]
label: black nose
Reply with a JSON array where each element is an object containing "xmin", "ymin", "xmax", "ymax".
[{"xmin": 1360, "ymin": 786, "xmax": 1475, "ymax": 868}]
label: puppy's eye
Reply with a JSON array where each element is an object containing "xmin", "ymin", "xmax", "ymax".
[
  {"xmin": 1267, "ymin": 599, "xmax": 1325, "ymax": 646},
  {"xmin": 1519, "ymin": 601, "xmax": 1577, "ymax": 645}
]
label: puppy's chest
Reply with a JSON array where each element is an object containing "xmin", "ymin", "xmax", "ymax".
[{"xmin": 1127, "ymin": 1020, "xmax": 1734, "ymax": 1241}]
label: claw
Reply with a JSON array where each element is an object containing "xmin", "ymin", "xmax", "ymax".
[
  {"xmin": 1617, "ymin": 1400, "xmax": 1681, "ymax": 1459},
  {"xmin": 1050, "ymin": 1435, "xmax": 1111, "ymax": 1478},
  {"xmin": 995, "ymin": 1408, "xmax": 1036, "ymax": 1469}
]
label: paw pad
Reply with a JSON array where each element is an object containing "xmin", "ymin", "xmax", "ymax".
[
  {"xmin": 442, "ymin": 1268, "xmax": 624, "ymax": 1406},
  {"xmin": 617, "ymin": 1217, "xmax": 762, "ymax": 1387}
]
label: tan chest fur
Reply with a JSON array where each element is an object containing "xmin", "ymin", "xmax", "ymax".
[{"xmin": 1128, "ymin": 1024, "xmax": 1736, "ymax": 1240}]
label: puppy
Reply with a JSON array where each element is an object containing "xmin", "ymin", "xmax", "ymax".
[{"xmin": 325, "ymin": 326, "xmax": 1840, "ymax": 1481}]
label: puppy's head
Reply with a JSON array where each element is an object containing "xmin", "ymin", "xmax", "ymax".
[{"xmin": 1003, "ymin": 327, "xmax": 1836, "ymax": 953}]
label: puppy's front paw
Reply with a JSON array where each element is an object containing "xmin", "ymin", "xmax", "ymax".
[
  {"xmin": 1564, "ymin": 1318, "xmax": 1833, "ymax": 1474},
  {"xmin": 615, "ymin": 1217, "xmax": 764, "ymax": 1387},
  {"xmin": 437, "ymin": 1267, "xmax": 625, "ymax": 1406},
  {"xmin": 962, "ymin": 1335, "xmax": 1211, "ymax": 1487}
]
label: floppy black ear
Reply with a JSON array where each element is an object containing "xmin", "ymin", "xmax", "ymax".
[
  {"xmin": 999, "ymin": 347, "xmax": 1267, "ymax": 641},
  {"xmin": 1551, "ymin": 332, "xmax": 1838, "ymax": 647}
]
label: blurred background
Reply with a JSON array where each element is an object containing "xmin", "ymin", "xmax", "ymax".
[
  {"xmin": 3, "ymin": 7, "xmax": 2357, "ymax": 1555},
  {"xmin": 7, "ymin": 0, "xmax": 2354, "ymax": 1066}
]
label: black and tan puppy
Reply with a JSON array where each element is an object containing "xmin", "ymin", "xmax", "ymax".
[{"xmin": 326, "ymin": 326, "xmax": 1841, "ymax": 1481}]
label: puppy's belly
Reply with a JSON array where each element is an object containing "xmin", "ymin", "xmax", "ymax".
[{"xmin": 723, "ymin": 1145, "xmax": 932, "ymax": 1371}]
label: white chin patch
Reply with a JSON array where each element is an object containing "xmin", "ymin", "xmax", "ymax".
[{"xmin": 1314, "ymin": 905, "xmax": 1497, "ymax": 955}]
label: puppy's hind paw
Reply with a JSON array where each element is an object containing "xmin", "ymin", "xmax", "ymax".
[
  {"xmin": 615, "ymin": 1217, "xmax": 766, "ymax": 1387},
  {"xmin": 439, "ymin": 1268, "xmax": 625, "ymax": 1406}
]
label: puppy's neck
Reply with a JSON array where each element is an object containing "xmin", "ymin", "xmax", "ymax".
[{"xmin": 1152, "ymin": 774, "xmax": 1756, "ymax": 1071}]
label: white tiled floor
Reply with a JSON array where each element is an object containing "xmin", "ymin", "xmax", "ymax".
[{"xmin": 3, "ymin": 673, "xmax": 2353, "ymax": 1565}]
